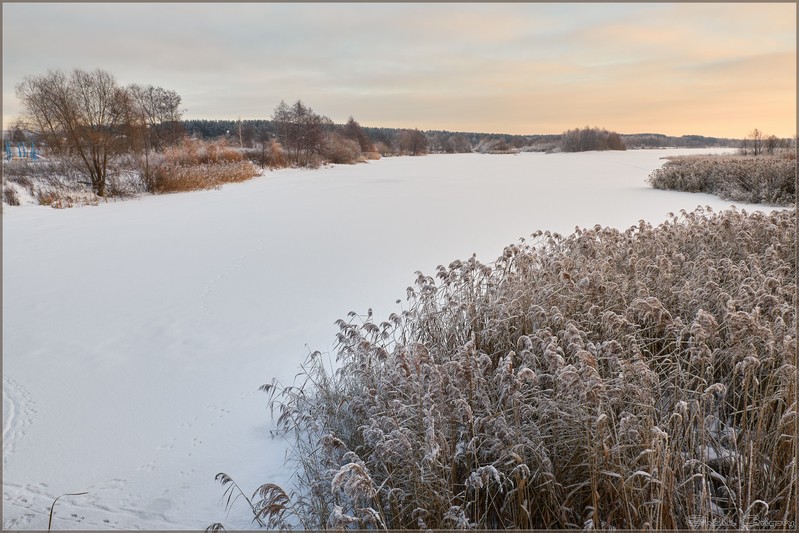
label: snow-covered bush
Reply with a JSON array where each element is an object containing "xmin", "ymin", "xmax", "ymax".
[
  {"xmin": 259, "ymin": 206, "xmax": 796, "ymax": 530},
  {"xmin": 475, "ymin": 138, "xmax": 518, "ymax": 154},
  {"xmin": 648, "ymin": 155, "xmax": 796, "ymax": 206},
  {"xmin": 2, "ymin": 159, "xmax": 108, "ymax": 208},
  {"xmin": 3, "ymin": 183, "xmax": 20, "ymax": 206},
  {"xmin": 2, "ymin": 155, "xmax": 154, "ymax": 207}
]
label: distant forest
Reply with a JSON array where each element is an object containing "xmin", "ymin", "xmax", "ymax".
[
  {"xmin": 4, "ymin": 67, "xmax": 780, "ymax": 206},
  {"xmin": 181, "ymin": 118, "xmax": 741, "ymax": 154}
]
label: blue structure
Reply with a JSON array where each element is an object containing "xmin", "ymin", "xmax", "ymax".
[{"xmin": 3, "ymin": 141, "xmax": 38, "ymax": 160}]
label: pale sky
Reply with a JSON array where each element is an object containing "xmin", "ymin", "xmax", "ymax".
[{"xmin": 2, "ymin": 2, "xmax": 796, "ymax": 137}]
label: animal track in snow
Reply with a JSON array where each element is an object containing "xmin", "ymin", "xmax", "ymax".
[
  {"xmin": 195, "ymin": 235, "xmax": 266, "ymax": 321},
  {"xmin": 4, "ymin": 477, "xmax": 178, "ymax": 530},
  {"xmin": 3, "ymin": 378, "xmax": 36, "ymax": 462},
  {"xmin": 205, "ymin": 404, "xmax": 231, "ymax": 420}
]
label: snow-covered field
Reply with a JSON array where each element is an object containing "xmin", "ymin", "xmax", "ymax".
[{"xmin": 3, "ymin": 149, "xmax": 775, "ymax": 529}]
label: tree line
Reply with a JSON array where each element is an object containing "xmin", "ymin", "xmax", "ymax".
[
  {"xmin": 621, "ymin": 133, "xmax": 740, "ymax": 149},
  {"xmin": 183, "ymin": 115, "xmax": 435, "ymax": 160},
  {"xmin": 12, "ymin": 67, "xmax": 788, "ymax": 200},
  {"xmin": 740, "ymin": 128, "xmax": 794, "ymax": 156},
  {"xmin": 12, "ymin": 69, "xmax": 439, "ymax": 196}
]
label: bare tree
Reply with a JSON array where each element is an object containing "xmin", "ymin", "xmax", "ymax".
[
  {"xmin": 606, "ymin": 131, "xmax": 625, "ymax": 150},
  {"xmin": 748, "ymin": 128, "xmax": 764, "ymax": 156},
  {"xmin": 739, "ymin": 137, "xmax": 750, "ymax": 156},
  {"xmin": 8, "ymin": 118, "xmax": 28, "ymax": 142},
  {"xmin": 127, "ymin": 83, "xmax": 183, "ymax": 150},
  {"xmin": 398, "ymin": 129, "xmax": 427, "ymax": 155},
  {"xmin": 560, "ymin": 126, "xmax": 625, "ymax": 152},
  {"xmin": 16, "ymin": 68, "xmax": 132, "ymax": 196},
  {"xmin": 271, "ymin": 101, "xmax": 293, "ymax": 157},
  {"xmin": 241, "ymin": 121, "xmax": 254, "ymax": 149},
  {"xmin": 271, "ymin": 100, "xmax": 330, "ymax": 166},
  {"xmin": 765, "ymin": 134, "xmax": 779, "ymax": 155},
  {"xmin": 343, "ymin": 116, "xmax": 375, "ymax": 153},
  {"xmin": 448, "ymin": 134, "xmax": 472, "ymax": 153}
]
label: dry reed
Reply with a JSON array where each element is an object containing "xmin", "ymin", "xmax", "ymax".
[
  {"xmin": 240, "ymin": 206, "xmax": 796, "ymax": 530},
  {"xmin": 648, "ymin": 155, "xmax": 796, "ymax": 206},
  {"xmin": 153, "ymin": 138, "xmax": 258, "ymax": 193}
]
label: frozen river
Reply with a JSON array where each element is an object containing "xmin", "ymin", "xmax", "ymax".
[{"xmin": 3, "ymin": 149, "xmax": 770, "ymax": 529}]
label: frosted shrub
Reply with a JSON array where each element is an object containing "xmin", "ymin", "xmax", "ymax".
[
  {"xmin": 2, "ymin": 159, "xmax": 107, "ymax": 208},
  {"xmin": 258, "ymin": 206, "xmax": 795, "ymax": 530},
  {"xmin": 648, "ymin": 155, "xmax": 796, "ymax": 206},
  {"xmin": 3, "ymin": 157, "xmax": 120, "ymax": 209},
  {"xmin": 3, "ymin": 184, "xmax": 20, "ymax": 206},
  {"xmin": 324, "ymin": 132, "xmax": 363, "ymax": 164}
]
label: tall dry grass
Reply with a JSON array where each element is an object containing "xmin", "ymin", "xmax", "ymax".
[
  {"xmin": 648, "ymin": 155, "xmax": 796, "ymax": 206},
  {"xmin": 153, "ymin": 138, "xmax": 259, "ymax": 193},
  {"xmin": 252, "ymin": 206, "xmax": 795, "ymax": 530},
  {"xmin": 243, "ymin": 139, "xmax": 290, "ymax": 170}
]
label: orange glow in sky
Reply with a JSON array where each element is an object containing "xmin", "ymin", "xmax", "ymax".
[{"xmin": 3, "ymin": 3, "xmax": 796, "ymax": 137}]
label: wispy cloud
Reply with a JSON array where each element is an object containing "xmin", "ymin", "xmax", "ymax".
[{"xmin": 2, "ymin": 3, "xmax": 795, "ymax": 137}]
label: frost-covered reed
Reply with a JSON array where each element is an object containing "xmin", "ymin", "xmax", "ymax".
[
  {"xmin": 256, "ymin": 206, "xmax": 796, "ymax": 530},
  {"xmin": 648, "ymin": 155, "xmax": 796, "ymax": 206}
]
